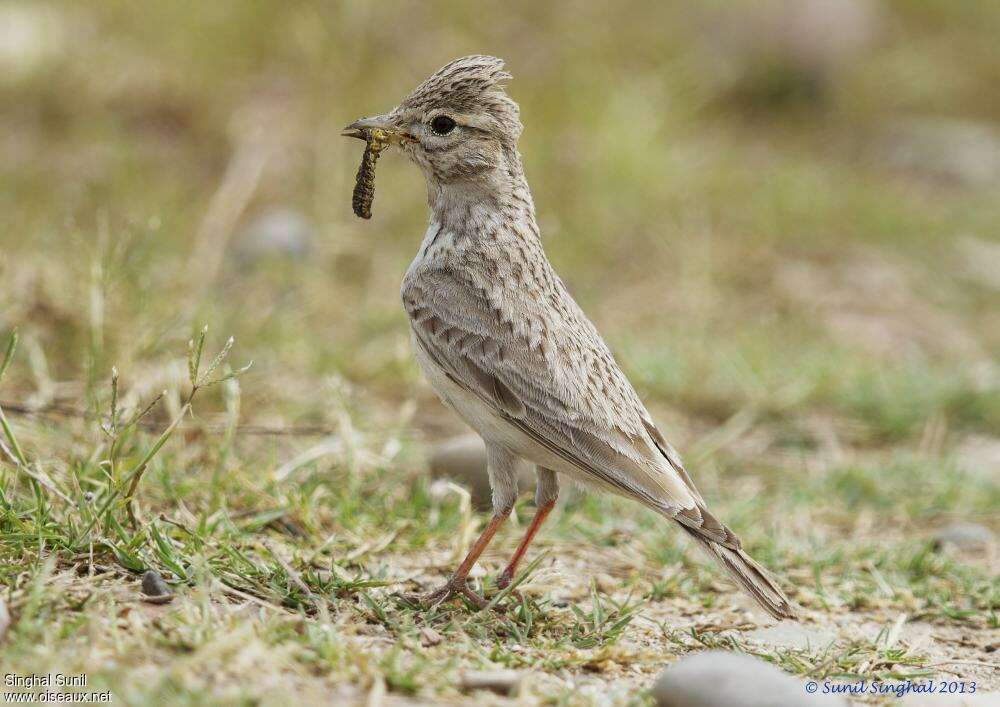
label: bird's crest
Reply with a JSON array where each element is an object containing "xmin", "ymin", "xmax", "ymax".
[{"xmin": 400, "ymin": 55, "xmax": 521, "ymax": 138}]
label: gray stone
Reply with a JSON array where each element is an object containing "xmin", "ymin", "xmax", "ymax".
[
  {"xmin": 458, "ymin": 669, "xmax": 522, "ymax": 696},
  {"xmin": 234, "ymin": 208, "xmax": 315, "ymax": 262},
  {"xmin": 140, "ymin": 570, "xmax": 173, "ymax": 604},
  {"xmin": 141, "ymin": 570, "xmax": 170, "ymax": 596},
  {"xmin": 651, "ymin": 650, "xmax": 846, "ymax": 707},
  {"xmin": 932, "ymin": 522, "xmax": 995, "ymax": 552},
  {"xmin": 428, "ymin": 434, "xmax": 534, "ymax": 510},
  {"xmin": 747, "ymin": 622, "xmax": 836, "ymax": 651}
]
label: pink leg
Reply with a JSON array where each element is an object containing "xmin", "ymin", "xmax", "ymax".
[
  {"xmin": 496, "ymin": 500, "xmax": 555, "ymax": 590},
  {"xmin": 416, "ymin": 509, "xmax": 511, "ymax": 609}
]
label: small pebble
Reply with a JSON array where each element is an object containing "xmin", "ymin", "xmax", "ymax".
[
  {"xmin": 141, "ymin": 570, "xmax": 174, "ymax": 604},
  {"xmin": 420, "ymin": 627, "xmax": 442, "ymax": 648},
  {"xmin": 459, "ymin": 669, "xmax": 522, "ymax": 696}
]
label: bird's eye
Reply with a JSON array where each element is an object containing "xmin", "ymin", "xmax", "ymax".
[{"xmin": 430, "ymin": 115, "xmax": 457, "ymax": 135}]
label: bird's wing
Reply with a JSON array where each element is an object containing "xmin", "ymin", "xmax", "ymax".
[{"xmin": 404, "ymin": 267, "xmax": 736, "ymax": 547}]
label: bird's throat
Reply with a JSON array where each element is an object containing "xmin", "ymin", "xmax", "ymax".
[{"xmin": 426, "ymin": 152, "xmax": 539, "ymax": 245}]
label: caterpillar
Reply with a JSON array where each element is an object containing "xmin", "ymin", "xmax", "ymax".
[{"xmin": 351, "ymin": 128, "xmax": 389, "ymax": 220}]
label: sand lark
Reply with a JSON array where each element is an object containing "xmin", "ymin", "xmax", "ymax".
[{"xmin": 343, "ymin": 56, "xmax": 795, "ymax": 619}]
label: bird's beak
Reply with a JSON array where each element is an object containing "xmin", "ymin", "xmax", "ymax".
[{"xmin": 341, "ymin": 115, "xmax": 414, "ymax": 145}]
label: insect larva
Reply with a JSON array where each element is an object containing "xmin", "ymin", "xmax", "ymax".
[{"xmin": 352, "ymin": 128, "xmax": 388, "ymax": 220}]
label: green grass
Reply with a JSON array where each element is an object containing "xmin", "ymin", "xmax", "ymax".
[{"xmin": 1, "ymin": 0, "xmax": 999, "ymax": 703}]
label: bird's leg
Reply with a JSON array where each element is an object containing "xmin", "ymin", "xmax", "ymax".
[
  {"xmin": 495, "ymin": 502, "xmax": 553, "ymax": 591},
  {"xmin": 420, "ymin": 510, "xmax": 509, "ymax": 609},
  {"xmin": 497, "ymin": 468, "xmax": 558, "ymax": 590},
  {"xmin": 411, "ymin": 444, "xmax": 519, "ymax": 610}
]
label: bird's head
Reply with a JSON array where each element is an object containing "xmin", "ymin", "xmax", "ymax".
[{"xmin": 343, "ymin": 56, "xmax": 523, "ymax": 193}]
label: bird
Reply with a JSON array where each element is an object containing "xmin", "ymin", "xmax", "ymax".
[{"xmin": 342, "ymin": 56, "xmax": 796, "ymax": 620}]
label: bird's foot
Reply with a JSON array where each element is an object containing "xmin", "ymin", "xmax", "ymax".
[{"xmin": 399, "ymin": 578, "xmax": 490, "ymax": 611}]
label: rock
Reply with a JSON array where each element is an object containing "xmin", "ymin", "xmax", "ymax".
[
  {"xmin": 140, "ymin": 570, "xmax": 174, "ymax": 604},
  {"xmin": 651, "ymin": 651, "xmax": 846, "ymax": 707},
  {"xmin": 932, "ymin": 522, "xmax": 995, "ymax": 552},
  {"xmin": 419, "ymin": 627, "xmax": 442, "ymax": 647},
  {"xmin": 747, "ymin": 622, "xmax": 836, "ymax": 651},
  {"xmin": 233, "ymin": 208, "xmax": 315, "ymax": 263},
  {"xmin": 458, "ymin": 669, "xmax": 522, "ymax": 696},
  {"xmin": 428, "ymin": 434, "xmax": 534, "ymax": 510}
]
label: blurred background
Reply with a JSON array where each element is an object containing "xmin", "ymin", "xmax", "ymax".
[
  {"xmin": 1, "ymin": 0, "xmax": 997, "ymax": 450},
  {"xmin": 1, "ymin": 0, "xmax": 999, "ymax": 699}
]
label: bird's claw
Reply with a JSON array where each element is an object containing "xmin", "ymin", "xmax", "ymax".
[
  {"xmin": 397, "ymin": 577, "xmax": 524, "ymax": 612},
  {"xmin": 398, "ymin": 579, "xmax": 491, "ymax": 611}
]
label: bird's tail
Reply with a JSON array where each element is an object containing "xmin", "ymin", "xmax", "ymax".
[{"xmin": 682, "ymin": 527, "xmax": 797, "ymax": 620}]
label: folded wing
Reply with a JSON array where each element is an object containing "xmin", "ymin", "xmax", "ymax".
[{"xmin": 403, "ymin": 267, "xmax": 737, "ymax": 548}]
